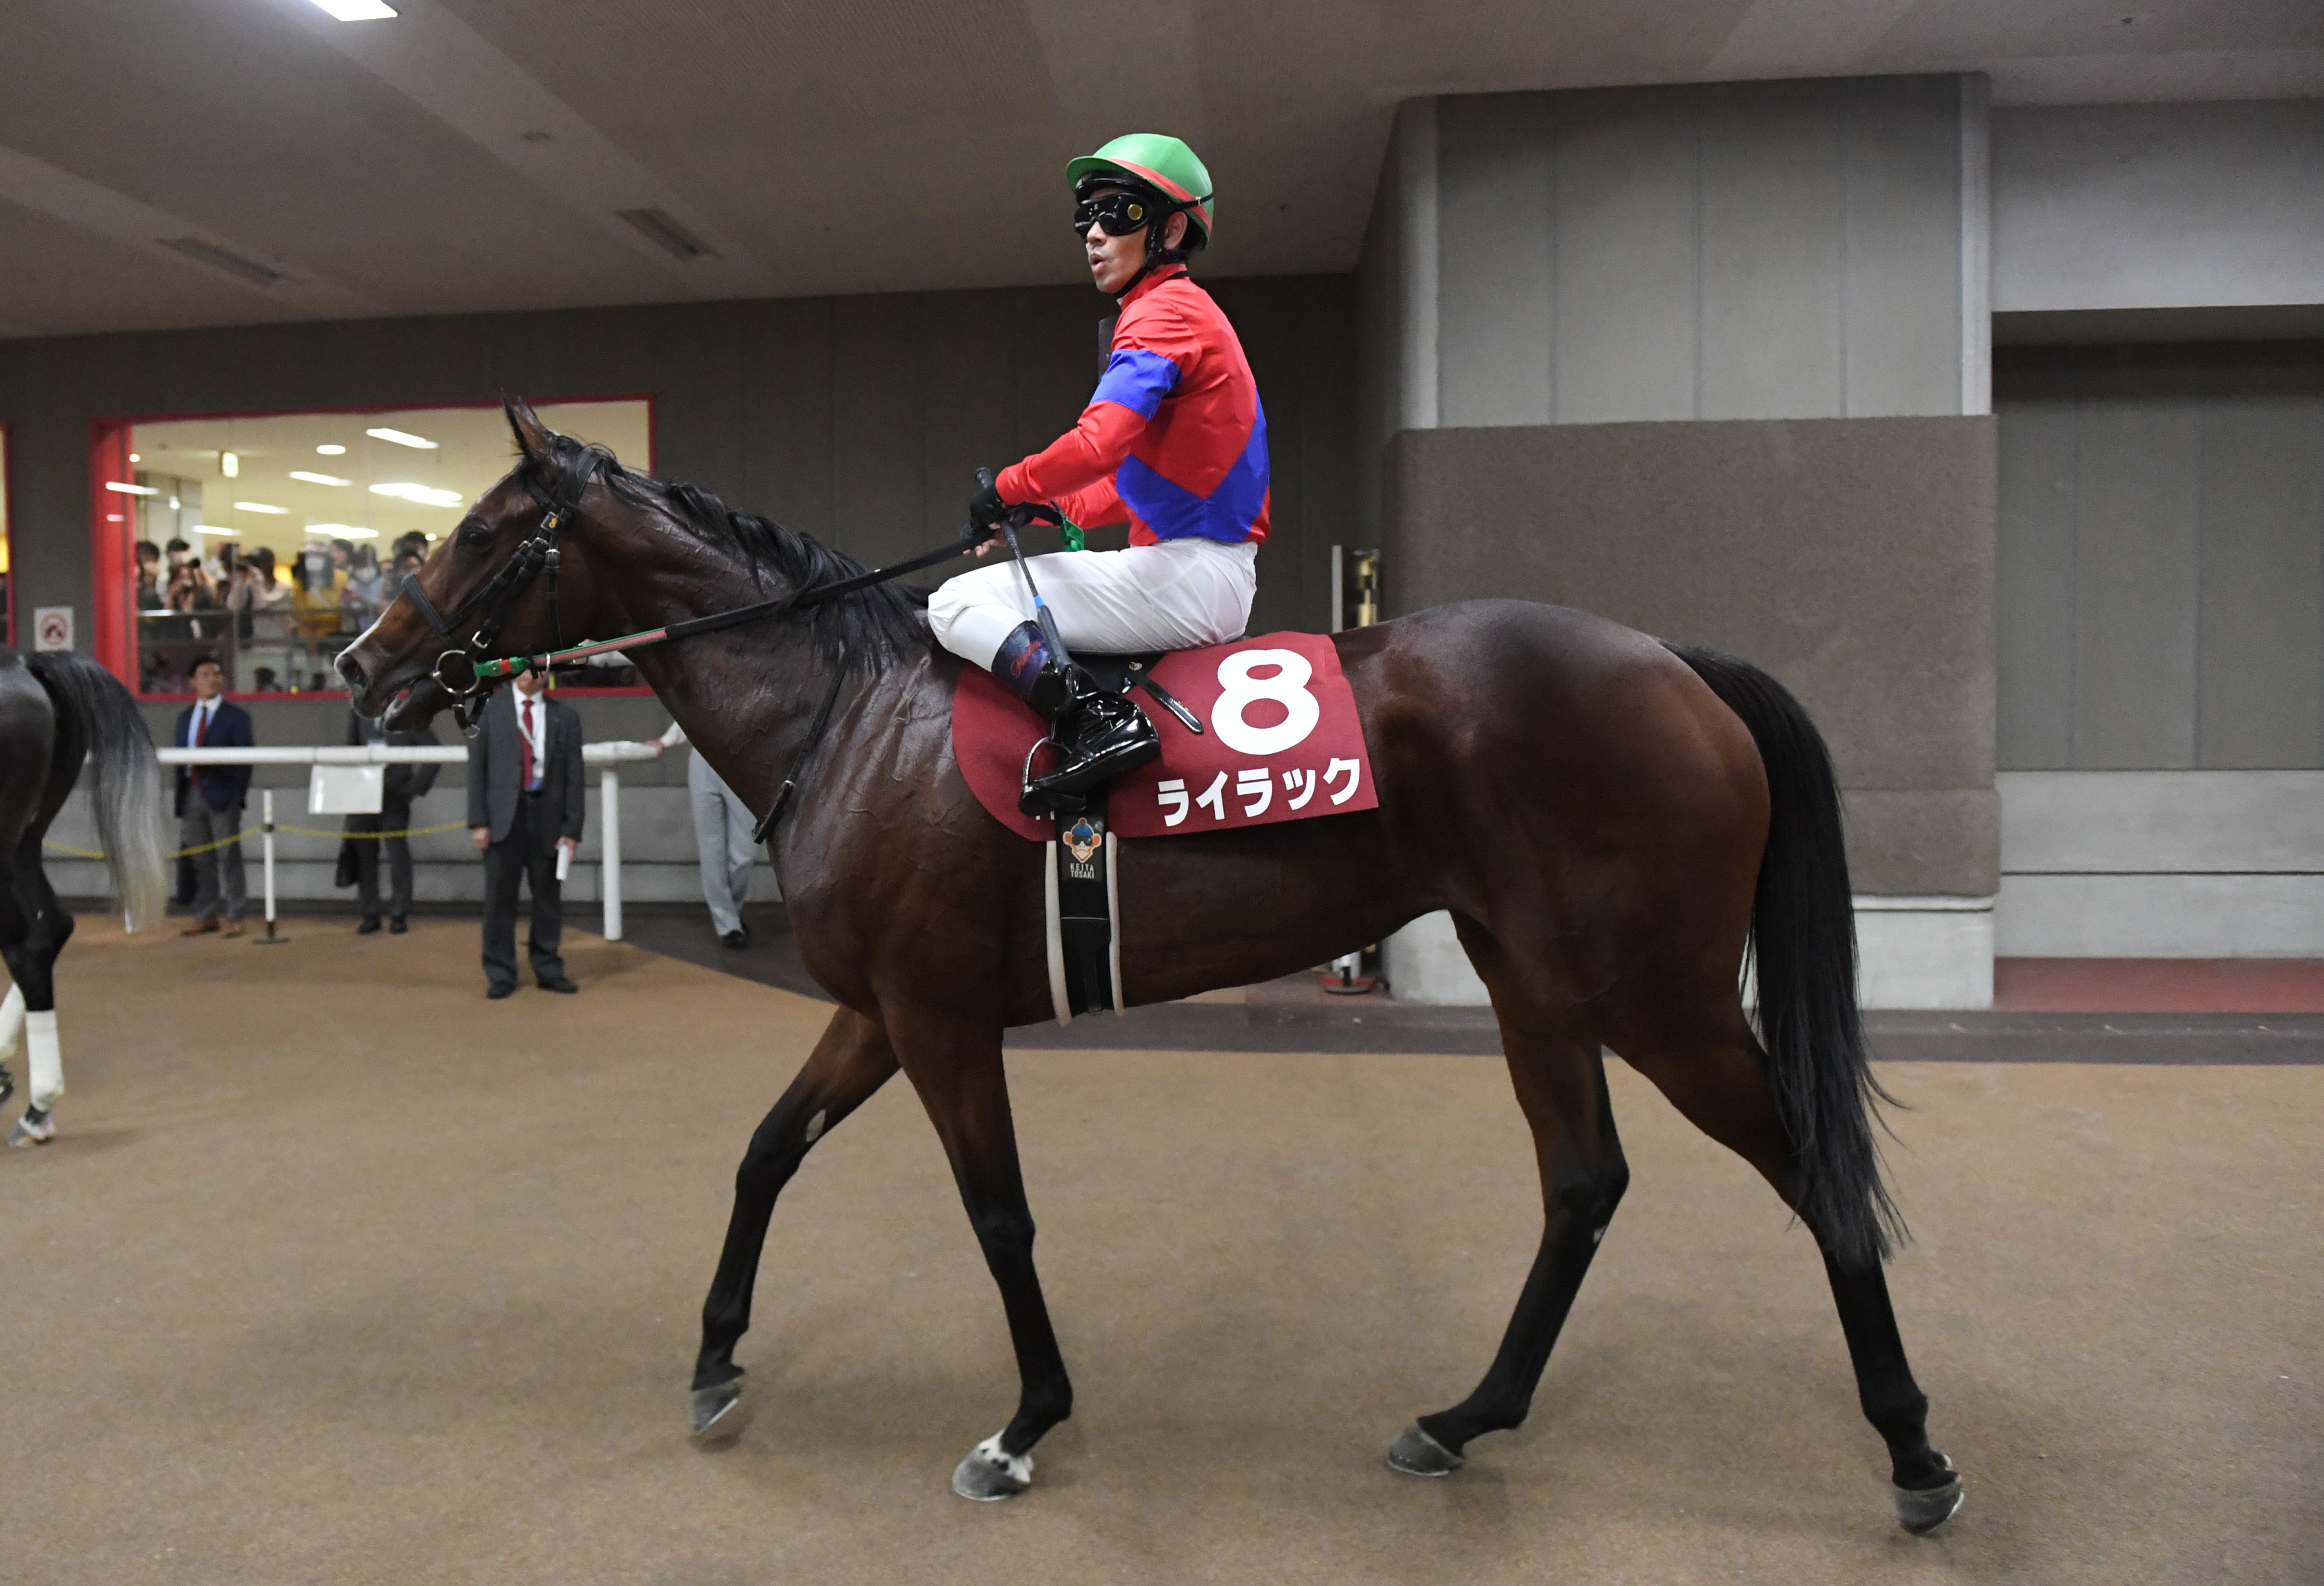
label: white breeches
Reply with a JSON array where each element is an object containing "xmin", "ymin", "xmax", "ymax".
[{"xmin": 928, "ymin": 539, "xmax": 1258, "ymax": 669}]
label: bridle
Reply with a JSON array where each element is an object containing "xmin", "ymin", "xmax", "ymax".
[
  {"xmin": 385, "ymin": 456, "xmax": 1044, "ymax": 831},
  {"xmin": 401, "ymin": 456, "xmax": 599, "ymax": 733}
]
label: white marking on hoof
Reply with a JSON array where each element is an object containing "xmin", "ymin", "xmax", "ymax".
[
  {"xmin": 803, "ymin": 1108, "xmax": 826, "ymax": 1145},
  {"xmin": 1894, "ymin": 1454, "xmax": 1964, "ymax": 1535},
  {"xmin": 951, "ymin": 1432, "xmax": 1034, "ymax": 1501},
  {"xmin": 1386, "ymin": 1423, "xmax": 1463, "ymax": 1478},
  {"xmin": 9, "ymin": 1108, "xmax": 56, "ymax": 1148},
  {"xmin": 689, "ymin": 1375, "xmax": 749, "ymax": 1444},
  {"xmin": 25, "ymin": 1011, "xmax": 61, "ymax": 1111}
]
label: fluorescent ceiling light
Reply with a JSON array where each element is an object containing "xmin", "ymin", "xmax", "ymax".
[
  {"xmin": 129, "ymin": 452, "xmax": 140, "ymax": 462},
  {"xmin": 366, "ymin": 426, "xmax": 437, "ymax": 450},
  {"xmin": 105, "ymin": 480, "xmax": 158, "ymax": 495},
  {"xmin": 316, "ymin": 444, "xmax": 346, "ymax": 455},
  {"xmin": 290, "ymin": 470, "xmax": 351, "ymax": 486},
  {"xmin": 371, "ymin": 482, "xmax": 463, "ymax": 507},
  {"xmin": 194, "ymin": 525, "xmax": 240, "ymax": 536},
  {"xmin": 222, "ymin": 451, "xmax": 239, "ymax": 477},
  {"xmin": 306, "ymin": 523, "xmax": 379, "ymax": 539},
  {"xmin": 310, "ymin": 0, "xmax": 398, "ymax": 18},
  {"xmin": 235, "ymin": 501, "xmax": 291, "ymax": 515}
]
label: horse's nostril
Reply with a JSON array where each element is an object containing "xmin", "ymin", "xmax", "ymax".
[{"xmin": 336, "ymin": 653, "xmax": 367, "ymax": 694}]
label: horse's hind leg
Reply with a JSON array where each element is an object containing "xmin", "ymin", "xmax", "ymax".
[
  {"xmin": 690, "ymin": 1005, "xmax": 900, "ymax": 1440},
  {"xmin": 1390, "ymin": 919, "xmax": 1630, "ymax": 1475},
  {"xmin": 1618, "ymin": 1017, "xmax": 1960, "ymax": 1533},
  {"xmin": 1, "ymin": 851, "xmax": 71, "ymax": 1146}
]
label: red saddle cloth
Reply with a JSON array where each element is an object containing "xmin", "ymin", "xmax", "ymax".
[{"xmin": 953, "ymin": 631, "xmax": 1379, "ymax": 842}]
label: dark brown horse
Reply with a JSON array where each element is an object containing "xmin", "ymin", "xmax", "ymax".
[{"xmin": 341, "ymin": 400, "xmax": 1962, "ymax": 1533}]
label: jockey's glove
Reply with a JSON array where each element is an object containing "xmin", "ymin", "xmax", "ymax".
[{"xmin": 968, "ymin": 478, "xmax": 1009, "ymax": 537}]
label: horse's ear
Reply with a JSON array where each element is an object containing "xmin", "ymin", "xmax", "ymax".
[{"xmin": 504, "ymin": 395, "xmax": 552, "ymax": 463}]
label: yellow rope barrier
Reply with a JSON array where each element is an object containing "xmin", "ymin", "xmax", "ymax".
[{"xmin": 44, "ymin": 820, "xmax": 472, "ymax": 862}]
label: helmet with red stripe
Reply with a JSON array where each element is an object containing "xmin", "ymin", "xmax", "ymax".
[{"xmin": 1067, "ymin": 133, "xmax": 1214, "ymax": 253}]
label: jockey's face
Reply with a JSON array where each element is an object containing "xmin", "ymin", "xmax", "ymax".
[{"xmin": 1085, "ymin": 185, "xmax": 1188, "ymax": 295}]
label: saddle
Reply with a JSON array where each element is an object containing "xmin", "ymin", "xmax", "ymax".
[{"xmin": 951, "ymin": 631, "xmax": 1380, "ymax": 1025}]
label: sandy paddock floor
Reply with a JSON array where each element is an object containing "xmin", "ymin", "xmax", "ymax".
[{"xmin": 2, "ymin": 916, "xmax": 2316, "ymax": 1585}]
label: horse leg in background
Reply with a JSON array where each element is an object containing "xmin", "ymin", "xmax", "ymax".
[
  {"xmin": 1389, "ymin": 916, "xmax": 1630, "ymax": 1475},
  {"xmin": 691, "ymin": 1005, "xmax": 900, "ymax": 1441},
  {"xmin": 886, "ymin": 1006, "xmax": 1073, "ymax": 1502},
  {"xmin": 1, "ymin": 849, "xmax": 73, "ymax": 1146},
  {"xmin": 0, "ymin": 980, "xmax": 20, "ymax": 1106},
  {"xmin": 1619, "ymin": 1023, "xmax": 1961, "ymax": 1534}
]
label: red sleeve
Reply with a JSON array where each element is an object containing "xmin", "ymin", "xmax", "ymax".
[
  {"xmin": 996, "ymin": 295, "xmax": 1198, "ymax": 505},
  {"xmin": 1053, "ymin": 477, "xmax": 1127, "ymax": 529},
  {"xmin": 995, "ymin": 400, "xmax": 1144, "ymax": 505}
]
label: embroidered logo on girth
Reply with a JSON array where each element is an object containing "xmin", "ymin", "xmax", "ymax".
[{"xmin": 1064, "ymin": 817, "xmax": 1103, "ymax": 865}]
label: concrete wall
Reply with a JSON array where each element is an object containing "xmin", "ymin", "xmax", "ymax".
[
  {"xmin": 1993, "ymin": 100, "xmax": 2324, "ymax": 317},
  {"xmin": 1996, "ymin": 342, "xmax": 2324, "ymax": 772},
  {"xmin": 1383, "ymin": 416, "xmax": 1998, "ymax": 897},
  {"xmin": 1998, "ymin": 772, "xmax": 2324, "ymax": 958},
  {"xmin": 1365, "ymin": 75, "xmax": 1990, "ymax": 442},
  {"xmin": 0, "ymin": 275, "xmax": 1358, "ymax": 658},
  {"xmin": 1359, "ymin": 76, "xmax": 1998, "ymax": 1006}
]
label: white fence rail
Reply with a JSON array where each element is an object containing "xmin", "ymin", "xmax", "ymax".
[{"xmin": 152, "ymin": 741, "xmax": 661, "ymax": 942}]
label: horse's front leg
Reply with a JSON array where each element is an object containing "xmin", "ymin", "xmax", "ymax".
[
  {"xmin": 888, "ymin": 1004, "xmax": 1072, "ymax": 1501},
  {"xmin": 689, "ymin": 1005, "xmax": 899, "ymax": 1440}
]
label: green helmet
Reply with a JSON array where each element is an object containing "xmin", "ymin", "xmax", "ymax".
[{"xmin": 1067, "ymin": 133, "xmax": 1214, "ymax": 249}]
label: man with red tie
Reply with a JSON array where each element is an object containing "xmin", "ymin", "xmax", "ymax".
[
  {"xmin": 466, "ymin": 667, "xmax": 584, "ymax": 999},
  {"xmin": 173, "ymin": 655, "xmax": 254, "ymax": 937}
]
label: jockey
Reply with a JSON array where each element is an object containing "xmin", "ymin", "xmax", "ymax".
[{"xmin": 930, "ymin": 133, "xmax": 1266, "ymax": 807}]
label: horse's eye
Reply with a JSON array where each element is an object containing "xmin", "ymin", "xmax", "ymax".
[{"xmin": 458, "ymin": 520, "xmax": 493, "ymax": 550}]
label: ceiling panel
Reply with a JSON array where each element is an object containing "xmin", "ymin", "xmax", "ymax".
[
  {"xmin": 0, "ymin": 0, "xmax": 2317, "ymax": 338},
  {"xmin": 0, "ymin": 198, "xmax": 296, "ymax": 336}
]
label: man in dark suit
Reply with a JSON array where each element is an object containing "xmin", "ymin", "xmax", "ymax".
[
  {"xmin": 345, "ymin": 708, "xmax": 441, "ymax": 934},
  {"xmin": 467, "ymin": 669, "xmax": 584, "ymax": 998},
  {"xmin": 174, "ymin": 655, "xmax": 254, "ymax": 938}
]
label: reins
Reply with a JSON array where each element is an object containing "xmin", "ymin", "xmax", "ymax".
[{"xmin": 394, "ymin": 465, "xmax": 1061, "ymax": 836}]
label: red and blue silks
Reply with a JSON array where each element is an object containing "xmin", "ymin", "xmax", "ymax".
[{"xmin": 995, "ymin": 266, "xmax": 1269, "ymax": 547}]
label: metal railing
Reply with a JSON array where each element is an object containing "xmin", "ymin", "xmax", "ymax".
[{"xmin": 156, "ymin": 741, "xmax": 661, "ymax": 942}]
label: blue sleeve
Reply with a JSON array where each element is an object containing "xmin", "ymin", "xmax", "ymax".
[{"xmin": 1091, "ymin": 347, "xmax": 1182, "ymax": 422}]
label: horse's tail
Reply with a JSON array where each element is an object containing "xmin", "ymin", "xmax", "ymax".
[
  {"xmin": 28, "ymin": 652, "xmax": 168, "ymax": 934},
  {"xmin": 1663, "ymin": 642, "xmax": 1903, "ymax": 1267}
]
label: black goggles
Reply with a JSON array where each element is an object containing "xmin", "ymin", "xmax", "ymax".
[{"xmin": 1073, "ymin": 191, "xmax": 1161, "ymax": 238}]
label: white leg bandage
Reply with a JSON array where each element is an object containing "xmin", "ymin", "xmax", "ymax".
[
  {"xmin": 26, "ymin": 1010, "xmax": 62, "ymax": 1110},
  {"xmin": 0, "ymin": 984, "xmax": 24, "ymax": 1065}
]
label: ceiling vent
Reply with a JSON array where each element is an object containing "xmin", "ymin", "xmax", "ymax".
[
  {"xmin": 617, "ymin": 208, "xmax": 713, "ymax": 262},
  {"xmin": 157, "ymin": 237, "xmax": 286, "ymax": 287}
]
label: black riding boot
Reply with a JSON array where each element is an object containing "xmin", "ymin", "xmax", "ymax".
[{"xmin": 993, "ymin": 621, "xmax": 1161, "ymax": 813}]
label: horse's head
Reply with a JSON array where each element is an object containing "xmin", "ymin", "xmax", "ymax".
[{"xmin": 338, "ymin": 397, "xmax": 624, "ymax": 727}]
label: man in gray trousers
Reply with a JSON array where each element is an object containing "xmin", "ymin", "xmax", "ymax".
[
  {"xmin": 467, "ymin": 669, "xmax": 584, "ymax": 999},
  {"xmin": 648, "ymin": 719, "xmax": 760, "ymax": 949}
]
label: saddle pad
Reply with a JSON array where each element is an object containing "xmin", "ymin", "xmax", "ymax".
[{"xmin": 954, "ymin": 630, "xmax": 1378, "ymax": 842}]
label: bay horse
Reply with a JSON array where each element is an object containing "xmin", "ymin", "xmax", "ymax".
[
  {"xmin": 0, "ymin": 646, "xmax": 168, "ymax": 1146},
  {"xmin": 341, "ymin": 400, "xmax": 1963, "ymax": 1533}
]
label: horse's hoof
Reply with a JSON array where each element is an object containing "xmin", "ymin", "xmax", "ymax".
[
  {"xmin": 1894, "ymin": 1455, "xmax": 1964, "ymax": 1535},
  {"xmin": 1386, "ymin": 1422, "xmax": 1463, "ymax": 1478},
  {"xmin": 951, "ymin": 1434, "xmax": 1034, "ymax": 1502},
  {"xmin": 689, "ymin": 1375, "xmax": 749, "ymax": 1444},
  {"xmin": 7, "ymin": 1108, "xmax": 54, "ymax": 1148}
]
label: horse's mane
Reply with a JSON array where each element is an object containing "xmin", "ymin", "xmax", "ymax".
[{"xmin": 526, "ymin": 429, "xmax": 932, "ymax": 672}]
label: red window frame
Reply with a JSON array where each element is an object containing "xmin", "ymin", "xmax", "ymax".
[
  {"xmin": 89, "ymin": 394, "xmax": 655, "ymax": 701},
  {"xmin": 1, "ymin": 421, "xmax": 14, "ymax": 649}
]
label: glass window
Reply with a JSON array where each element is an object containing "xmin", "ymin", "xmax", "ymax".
[{"xmin": 91, "ymin": 398, "xmax": 651, "ymax": 698}]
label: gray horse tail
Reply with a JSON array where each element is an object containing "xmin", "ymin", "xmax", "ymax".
[{"xmin": 29, "ymin": 652, "xmax": 168, "ymax": 933}]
